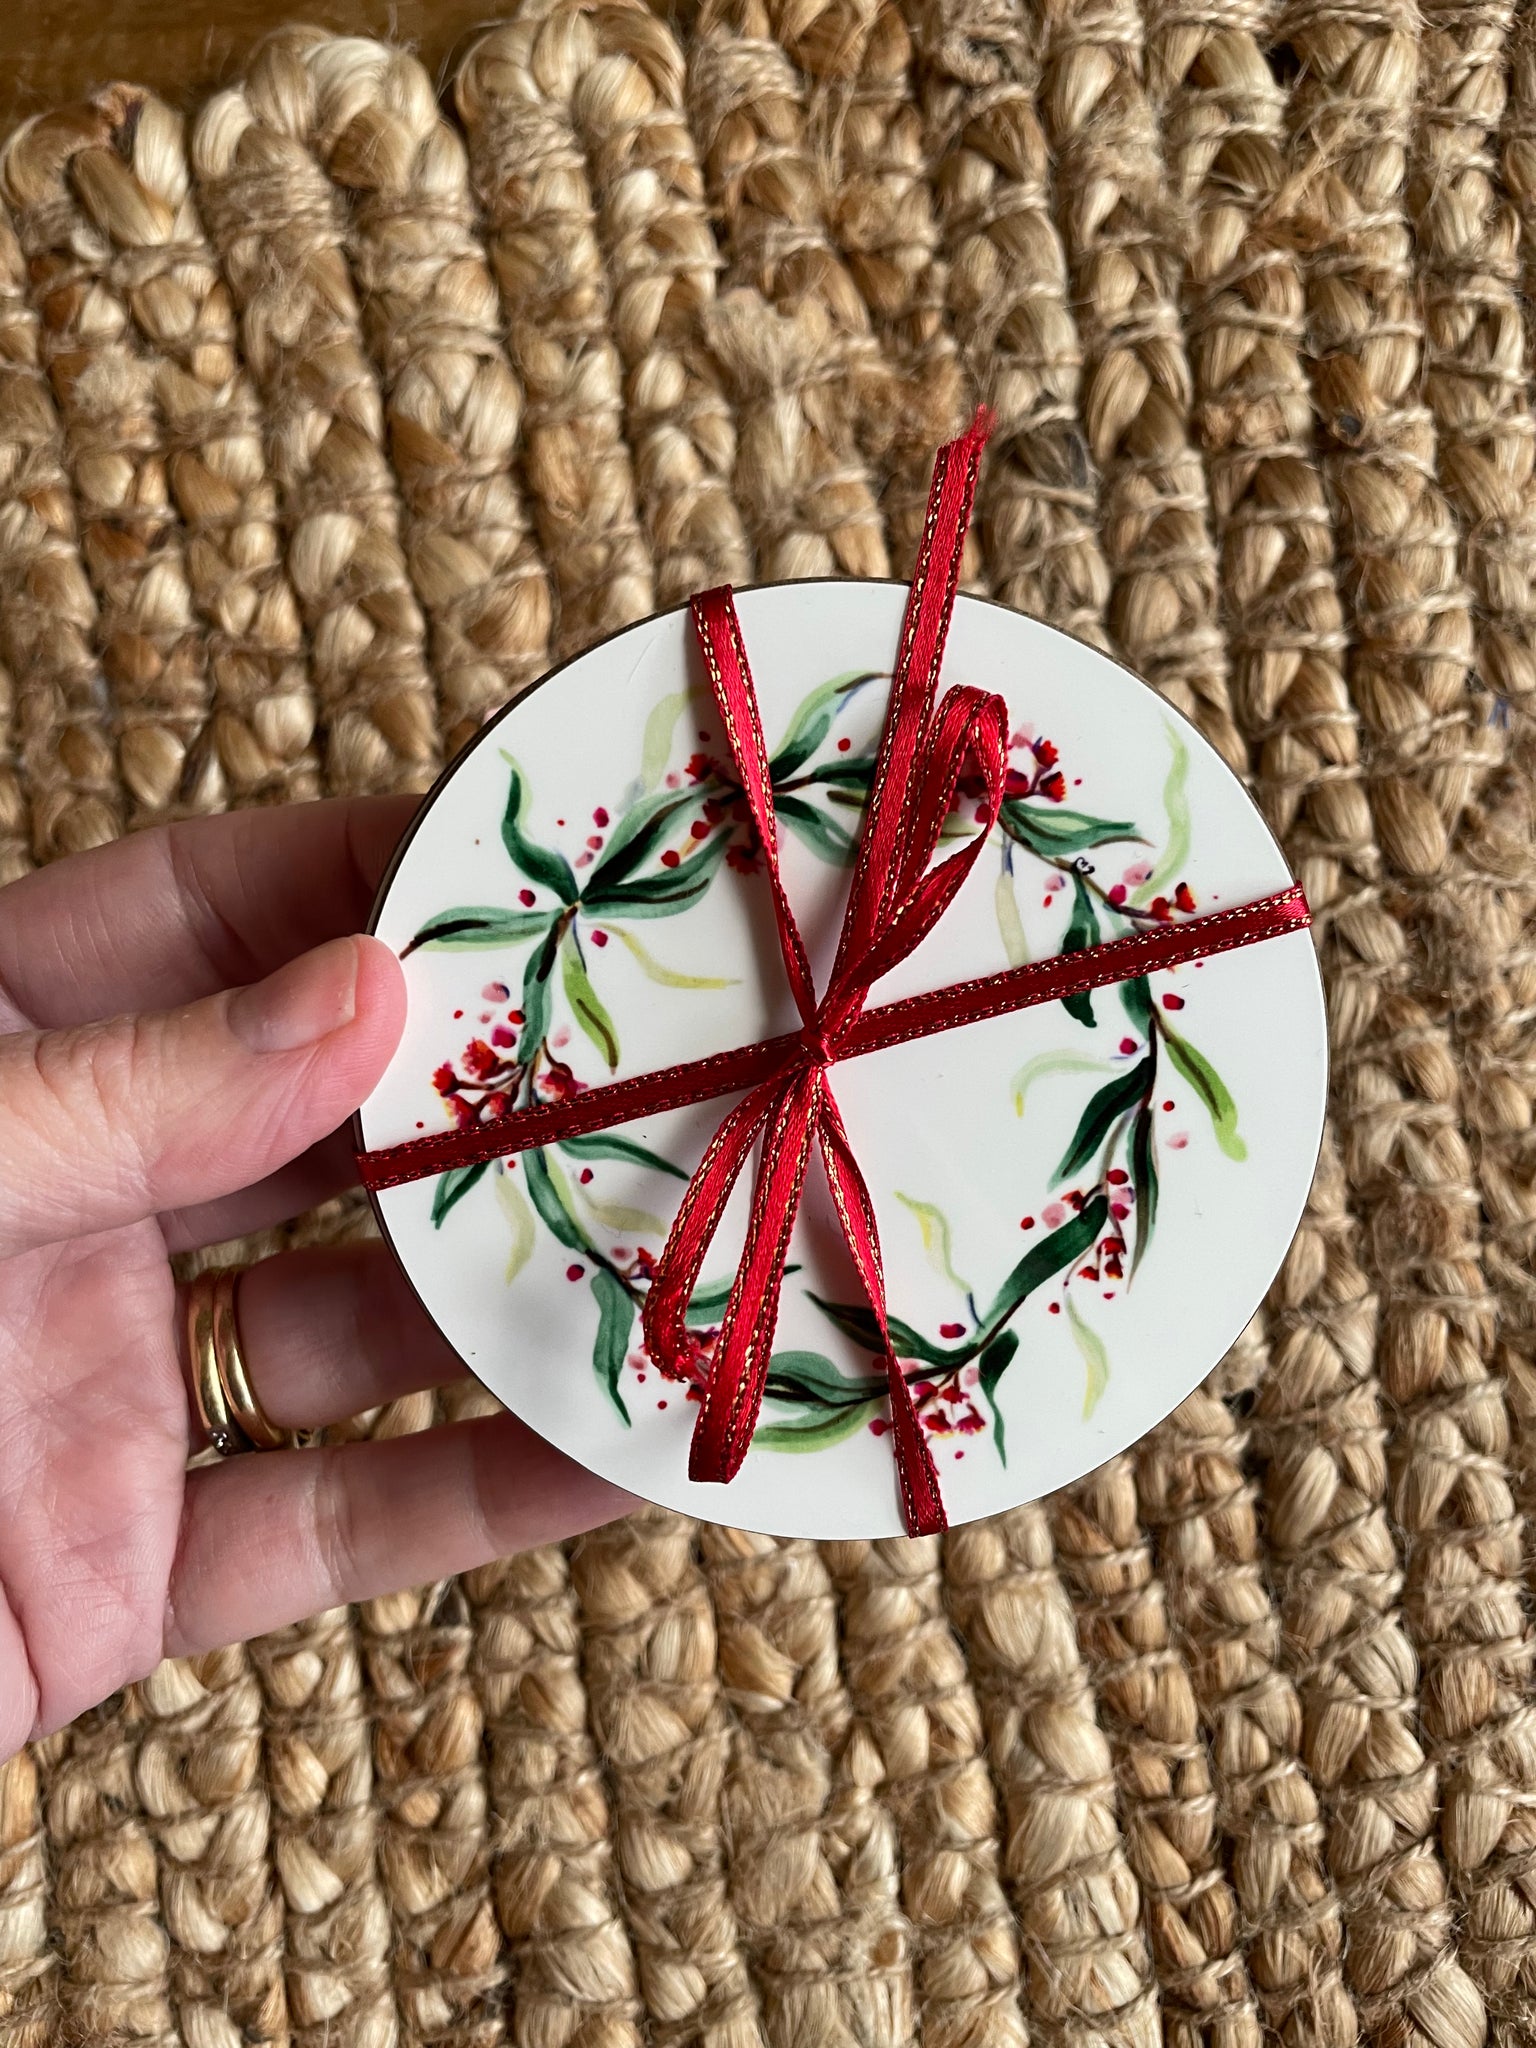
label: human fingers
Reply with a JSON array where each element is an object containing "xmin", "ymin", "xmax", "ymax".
[
  {"xmin": 0, "ymin": 935, "xmax": 404, "ymax": 1261},
  {"xmin": 176, "ymin": 1243, "xmax": 467, "ymax": 1439},
  {"xmin": 160, "ymin": 1127, "xmax": 363, "ymax": 1253},
  {"xmin": 0, "ymin": 794, "xmax": 417, "ymax": 1029},
  {"xmin": 162, "ymin": 1414, "xmax": 633, "ymax": 1660}
]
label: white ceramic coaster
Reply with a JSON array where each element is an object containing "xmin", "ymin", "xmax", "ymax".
[{"xmin": 358, "ymin": 581, "xmax": 1327, "ymax": 1539}]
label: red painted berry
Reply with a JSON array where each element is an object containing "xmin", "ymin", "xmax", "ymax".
[
  {"xmin": 837, "ymin": 737, "xmax": 852, "ymax": 753},
  {"xmin": 1163, "ymin": 1099, "xmax": 1176, "ymax": 1112},
  {"xmin": 594, "ymin": 806, "xmax": 610, "ymax": 826},
  {"xmin": 1020, "ymin": 1216, "xmax": 1035, "ymax": 1229},
  {"xmin": 1048, "ymin": 1301, "xmax": 1061, "ymax": 1315},
  {"xmin": 491, "ymin": 1024, "xmax": 515, "ymax": 1048},
  {"xmin": 1174, "ymin": 881, "xmax": 1197, "ymax": 913},
  {"xmin": 591, "ymin": 930, "xmax": 608, "ymax": 947},
  {"xmin": 661, "ymin": 849, "xmax": 681, "ymax": 868},
  {"xmin": 1161, "ymin": 993, "xmax": 1185, "ymax": 1010},
  {"xmin": 1119, "ymin": 1036, "xmax": 1137, "ymax": 1055},
  {"xmin": 940, "ymin": 1322, "xmax": 965, "ymax": 1339},
  {"xmin": 519, "ymin": 888, "xmax": 535, "ymax": 906},
  {"xmin": 509, "ymin": 1009, "xmax": 524, "ymax": 1025},
  {"xmin": 690, "ymin": 820, "xmax": 711, "ymax": 840},
  {"xmin": 1107, "ymin": 1168, "xmax": 1129, "ymax": 1184},
  {"xmin": 566, "ymin": 1264, "xmax": 584, "ymax": 1281}
]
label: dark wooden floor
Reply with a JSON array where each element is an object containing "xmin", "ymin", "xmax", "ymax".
[{"xmin": 0, "ymin": 1, "xmax": 507, "ymax": 132}]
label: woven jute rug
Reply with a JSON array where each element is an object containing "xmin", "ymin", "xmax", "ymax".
[{"xmin": 1, "ymin": 3, "xmax": 1535, "ymax": 2044}]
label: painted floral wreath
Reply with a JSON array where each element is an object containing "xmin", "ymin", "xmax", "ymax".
[{"xmin": 402, "ymin": 670, "xmax": 1245, "ymax": 1464}]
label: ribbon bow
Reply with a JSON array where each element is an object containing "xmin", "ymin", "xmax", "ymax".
[{"xmin": 359, "ymin": 414, "xmax": 1310, "ymax": 1534}]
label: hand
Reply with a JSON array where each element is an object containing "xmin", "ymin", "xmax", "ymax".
[{"xmin": 0, "ymin": 796, "xmax": 632, "ymax": 1761}]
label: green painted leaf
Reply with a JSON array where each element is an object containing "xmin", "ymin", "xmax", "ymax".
[
  {"xmin": 1010, "ymin": 1049, "xmax": 1113, "ymax": 1119},
  {"xmin": 561, "ymin": 932, "xmax": 620, "ymax": 1071},
  {"xmin": 523, "ymin": 1147, "xmax": 593, "ymax": 1255},
  {"xmin": 608, "ymin": 924, "xmax": 736, "ymax": 989},
  {"xmin": 516, "ymin": 918, "xmax": 562, "ymax": 1063},
  {"xmin": 1053, "ymin": 1057, "xmax": 1154, "ymax": 1185},
  {"xmin": 765, "ymin": 1349, "xmax": 886, "ymax": 1409},
  {"xmin": 687, "ymin": 1275, "xmax": 733, "ymax": 1325},
  {"xmin": 402, "ymin": 906, "xmax": 553, "ymax": 956},
  {"xmin": 980, "ymin": 1196, "xmax": 1110, "ymax": 1332},
  {"xmin": 585, "ymin": 787, "xmax": 695, "ymax": 895},
  {"xmin": 1000, "ymin": 800, "xmax": 1144, "ymax": 858},
  {"xmin": 995, "ymin": 866, "xmax": 1030, "ymax": 967},
  {"xmin": 500, "ymin": 756, "xmax": 578, "ymax": 903},
  {"xmin": 1120, "ymin": 974, "xmax": 1155, "ymax": 1037},
  {"xmin": 806, "ymin": 1292, "xmax": 956, "ymax": 1365},
  {"xmin": 755, "ymin": 1398, "xmax": 883, "ymax": 1452},
  {"xmin": 977, "ymin": 1330, "xmax": 1019, "ymax": 1467},
  {"xmin": 1131, "ymin": 1103, "xmax": 1158, "ymax": 1276},
  {"xmin": 1061, "ymin": 874, "xmax": 1100, "ymax": 1027},
  {"xmin": 802, "ymin": 754, "xmax": 876, "ymax": 789},
  {"xmin": 590, "ymin": 1268, "xmax": 634, "ymax": 1423},
  {"xmin": 558, "ymin": 1132, "xmax": 689, "ymax": 1181},
  {"xmin": 494, "ymin": 1165, "xmax": 537, "ymax": 1283},
  {"xmin": 686, "ymin": 1266, "xmax": 798, "ymax": 1326},
  {"xmin": 582, "ymin": 828, "xmax": 731, "ymax": 919},
  {"xmin": 895, "ymin": 1191, "xmax": 973, "ymax": 1297},
  {"xmin": 1163, "ymin": 1028, "xmax": 1247, "ymax": 1160},
  {"xmin": 640, "ymin": 690, "xmax": 687, "ymax": 790},
  {"xmin": 1132, "ymin": 726, "xmax": 1190, "ymax": 906},
  {"xmin": 770, "ymin": 669, "xmax": 880, "ymax": 780},
  {"xmin": 432, "ymin": 1160, "xmax": 489, "ymax": 1227},
  {"xmin": 774, "ymin": 792, "xmax": 857, "ymax": 865},
  {"xmin": 1068, "ymin": 1298, "xmax": 1110, "ymax": 1419}
]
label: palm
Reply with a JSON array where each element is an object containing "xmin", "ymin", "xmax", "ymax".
[
  {"xmin": 0, "ymin": 1221, "xmax": 184, "ymax": 1714},
  {"xmin": 0, "ymin": 797, "xmax": 627, "ymax": 1761}
]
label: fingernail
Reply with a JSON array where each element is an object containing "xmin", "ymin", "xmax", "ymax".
[{"xmin": 229, "ymin": 937, "xmax": 361, "ymax": 1054}]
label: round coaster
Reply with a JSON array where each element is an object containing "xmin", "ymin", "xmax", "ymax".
[{"xmin": 358, "ymin": 581, "xmax": 1327, "ymax": 1539}]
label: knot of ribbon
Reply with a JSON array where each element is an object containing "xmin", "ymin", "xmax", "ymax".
[{"xmin": 359, "ymin": 412, "xmax": 1311, "ymax": 1535}]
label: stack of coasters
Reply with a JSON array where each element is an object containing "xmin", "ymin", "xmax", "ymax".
[{"xmin": 356, "ymin": 441, "xmax": 1325, "ymax": 1541}]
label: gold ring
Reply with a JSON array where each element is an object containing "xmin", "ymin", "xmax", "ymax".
[
  {"xmin": 186, "ymin": 1266, "xmax": 296, "ymax": 1455},
  {"xmin": 211, "ymin": 1268, "xmax": 291, "ymax": 1450},
  {"xmin": 186, "ymin": 1268, "xmax": 253, "ymax": 1457}
]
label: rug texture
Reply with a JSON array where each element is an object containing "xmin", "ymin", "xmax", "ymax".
[{"xmin": 1, "ymin": 3, "xmax": 1534, "ymax": 2045}]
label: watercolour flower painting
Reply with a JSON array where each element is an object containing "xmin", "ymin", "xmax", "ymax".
[{"xmin": 401, "ymin": 668, "xmax": 1251, "ymax": 1468}]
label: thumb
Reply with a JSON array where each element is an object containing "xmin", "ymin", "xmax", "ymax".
[{"xmin": 0, "ymin": 935, "xmax": 405, "ymax": 1259}]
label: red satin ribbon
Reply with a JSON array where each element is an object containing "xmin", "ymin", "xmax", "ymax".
[{"xmin": 358, "ymin": 413, "xmax": 1313, "ymax": 1534}]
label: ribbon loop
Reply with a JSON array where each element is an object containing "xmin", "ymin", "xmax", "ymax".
[{"xmin": 357, "ymin": 410, "xmax": 1314, "ymax": 1538}]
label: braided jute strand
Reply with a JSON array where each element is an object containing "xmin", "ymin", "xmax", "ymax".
[
  {"xmin": 4, "ymin": 89, "xmax": 321, "ymax": 820},
  {"xmin": 2, "ymin": 102, "xmax": 224, "ymax": 828},
  {"xmin": 0, "ymin": 205, "xmax": 116, "ymax": 863},
  {"xmin": 461, "ymin": 1, "xmax": 748, "ymax": 611},
  {"xmin": 769, "ymin": 0, "xmax": 968, "ymax": 567},
  {"xmin": 16, "ymin": 10, "xmax": 1536, "ymax": 2047},
  {"xmin": 192, "ymin": 47, "xmax": 440, "ymax": 796},
  {"xmin": 903, "ymin": 0, "xmax": 1114, "ymax": 643},
  {"xmin": 699, "ymin": 1524, "xmax": 913, "ymax": 2048},
  {"xmin": 257, "ymin": 31, "xmax": 555, "ymax": 763},
  {"xmin": 457, "ymin": 16, "xmax": 658, "ymax": 653}
]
